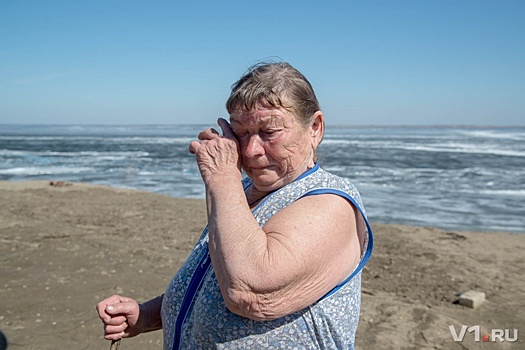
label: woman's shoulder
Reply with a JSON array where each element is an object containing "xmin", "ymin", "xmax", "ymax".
[
  {"xmin": 316, "ymin": 167, "xmax": 355, "ymax": 186},
  {"xmin": 308, "ymin": 167, "xmax": 362, "ymax": 197},
  {"xmin": 294, "ymin": 167, "xmax": 367, "ymax": 220}
]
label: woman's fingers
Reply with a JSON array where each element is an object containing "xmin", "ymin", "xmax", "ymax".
[
  {"xmin": 105, "ymin": 300, "xmax": 137, "ymax": 317},
  {"xmin": 189, "ymin": 140, "xmax": 201, "ymax": 154},
  {"xmin": 96, "ymin": 295, "xmax": 139, "ymax": 325},
  {"xmin": 189, "ymin": 120, "xmax": 241, "ymax": 182},
  {"xmin": 191, "ymin": 127, "xmax": 222, "ymax": 154},
  {"xmin": 104, "ymin": 328, "xmax": 126, "ymax": 340},
  {"xmin": 96, "ymin": 295, "xmax": 145, "ymax": 340},
  {"xmin": 104, "ymin": 321, "xmax": 128, "ymax": 335},
  {"xmin": 217, "ymin": 118, "xmax": 236, "ymax": 139},
  {"xmin": 198, "ymin": 128, "xmax": 221, "ymax": 140},
  {"xmin": 104, "ymin": 315, "xmax": 127, "ymax": 325},
  {"xmin": 96, "ymin": 295, "xmax": 120, "ymax": 323},
  {"xmin": 192, "ymin": 120, "xmax": 236, "ymax": 145}
]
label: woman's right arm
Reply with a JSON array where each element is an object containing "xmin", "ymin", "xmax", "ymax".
[{"xmin": 96, "ymin": 294, "xmax": 164, "ymax": 340}]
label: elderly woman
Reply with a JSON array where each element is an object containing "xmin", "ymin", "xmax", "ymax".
[{"xmin": 97, "ymin": 62, "xmax": 373, "ymax": 349}]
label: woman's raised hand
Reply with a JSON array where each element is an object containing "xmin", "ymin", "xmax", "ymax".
[{"xmin": 189, "ymin": 118, "xmax": 241, "ymax": 184}]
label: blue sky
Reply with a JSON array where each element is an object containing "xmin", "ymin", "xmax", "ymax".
[{"xmin": 1, "ymin": 0, "xmax": 524, "ymax": 126}]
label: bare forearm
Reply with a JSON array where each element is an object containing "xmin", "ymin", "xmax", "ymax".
[{"xmin": 206, "ymin": 178, "xmax": 268, "ymax": 292}]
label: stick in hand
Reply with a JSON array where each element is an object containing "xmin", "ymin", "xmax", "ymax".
[{"xmin": 110, "ymin": 339, "xmax": 121, "ymax": 350}]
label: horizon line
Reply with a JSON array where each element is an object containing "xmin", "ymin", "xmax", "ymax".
[{"xmin": 1, "ymin": 123, "xmax": 524, "ymax": 129}]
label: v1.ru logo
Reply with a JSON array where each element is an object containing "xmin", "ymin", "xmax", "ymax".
[{"xmin": 449, "ymin": 325, "xmax": 519, "ymax": 342}]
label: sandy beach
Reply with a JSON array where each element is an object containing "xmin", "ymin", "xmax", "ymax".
[{"xmin": 1, "ymin": 181, "xmax": 523, "ymax": 349}]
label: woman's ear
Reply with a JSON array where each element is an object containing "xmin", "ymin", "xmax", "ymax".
[{"xmin": 310, "ymin": 111, "xmax": 324, "ymax": 149}]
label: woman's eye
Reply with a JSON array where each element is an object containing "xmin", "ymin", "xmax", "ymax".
[
  {"xmin": 262, "ymin": 129, "xmax": 279, "ymax": 136},
  {"xmin": 258, "ymin": 130, "xmax": 279, "ymax": 141}
]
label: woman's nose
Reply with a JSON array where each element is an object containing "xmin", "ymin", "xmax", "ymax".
[{"xmin": 244, "ymin": 134, "xmax": 265, "ymax": 158}]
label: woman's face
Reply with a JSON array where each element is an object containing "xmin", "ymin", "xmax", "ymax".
[{"xmin": 229, "ymin": 105, "xmax": 323, "ymax": 192}]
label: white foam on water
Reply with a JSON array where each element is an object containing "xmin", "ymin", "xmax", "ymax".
[
  {"xmin": 321, "ymin": 139, "xmax": 360, "ymax": 146},
  {"xmin": 355, "ymin": 140, "xmax": 525, "ymax": 157},
  {"xmin": 0, "ymin": 135, "xmax": 194, "ymax": 144},
  {"xmin": 0, "ymin": 166, "xmax": 94, "ymax": 175},
  {"xmin": 455, "ymin": 129, "xmax": 525, "ymax": 141},
  {"xmin": 137, "ymin": 171, "xmax": 155, "ymax": 175},
  {"xmin": 474, "ymin": 189, "xmax": 525, "ymax": 197},
  {"xmin": 0, "ymin": 149, "xmax": 150, "ymax": 158}
]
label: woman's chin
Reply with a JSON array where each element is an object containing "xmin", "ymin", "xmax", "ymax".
[
  {"xmin": 248, "ymin": 174, "xmax": 280, "ymax": 191},
  {"xmin": 250, "ymin": 175, "xmax": 295, "ymax": 193}
]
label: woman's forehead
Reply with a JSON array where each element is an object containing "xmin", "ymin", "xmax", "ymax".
[{"xmin": 230, "ymin": 107, "xmax": 292, "ymax": 126}]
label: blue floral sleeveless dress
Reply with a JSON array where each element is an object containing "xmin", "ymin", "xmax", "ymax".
[{"xmin": 161, "ymin": 164, "xmax": 374, "ymax": 349}]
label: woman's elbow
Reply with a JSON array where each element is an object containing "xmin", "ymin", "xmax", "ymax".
[{"xmin": 223, "ymin": 288, "xmax": 285, "ymax": 321}]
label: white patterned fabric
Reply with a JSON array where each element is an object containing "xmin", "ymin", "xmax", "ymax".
[{"xmin": 161, "ymin": 166, "xmax": 373, "ymax": 349}]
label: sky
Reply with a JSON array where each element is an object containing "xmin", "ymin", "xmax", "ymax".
[{"xmin": 1, "ymin": 0, "xmax": 524, "ymax": 126}]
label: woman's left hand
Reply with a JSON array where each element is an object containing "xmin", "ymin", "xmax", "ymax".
[{"xmin": 189, "ymin": 118, "xmax": 241, "ymax": 184}]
